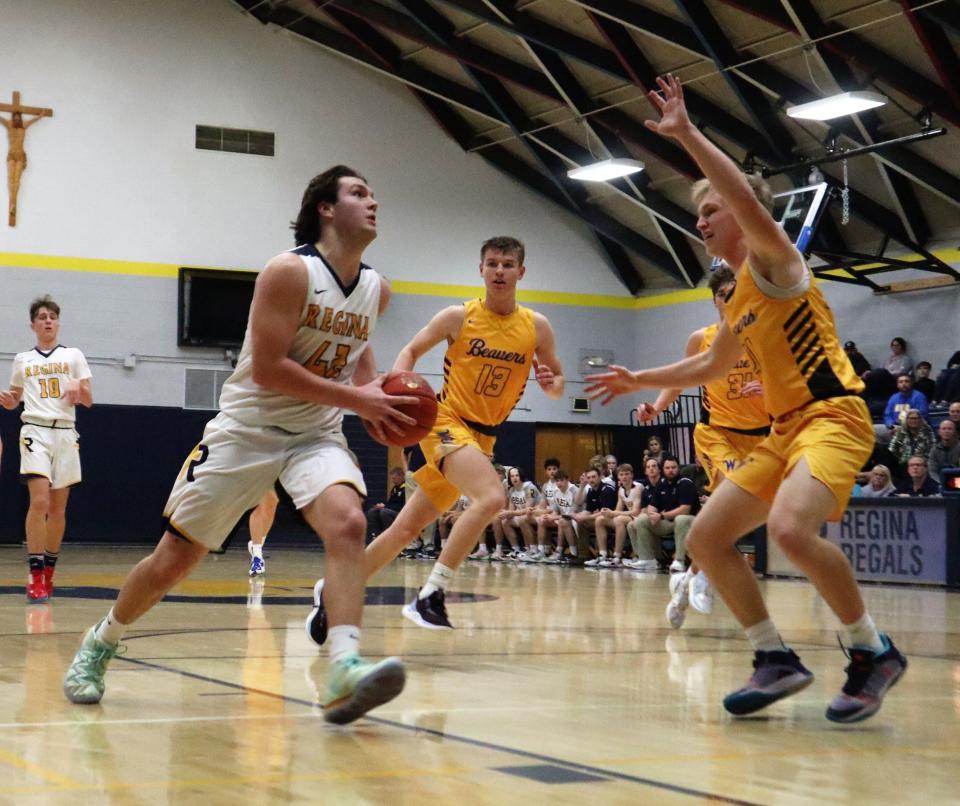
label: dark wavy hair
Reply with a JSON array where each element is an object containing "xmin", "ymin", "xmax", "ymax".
[
  {"xmin": 291, "ymin": 165, "xmax": 367, "ymax": 246},
  {"xmin": 708, "ymin": 265, "xmax": 736, "ymax": 295}
]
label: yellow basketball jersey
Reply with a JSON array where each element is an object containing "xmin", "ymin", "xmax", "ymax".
[
  {"xmin": 723, "ymin": 262, "xmax": 863, "ymax": 419},
  {"xmin": 438, "ymin": 298, "xmax": 537, "ymax": 428},
  {"xmin": 700, "ymin": 322, "xmax": 769, "ymax": 430}
]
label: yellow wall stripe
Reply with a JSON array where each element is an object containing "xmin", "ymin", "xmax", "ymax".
[{"xmin": 4, "ymin": 248, "xmax": 958, "ymax": 310}]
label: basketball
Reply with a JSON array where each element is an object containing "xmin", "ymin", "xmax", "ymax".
[{"xmin": 363, "ymin": 371, "xmax": 438, "ymax": 447}]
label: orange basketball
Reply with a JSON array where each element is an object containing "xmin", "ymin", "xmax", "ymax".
[{"xmin": 362, "ymin": 371, "xmax": 438, "ymax": 447}]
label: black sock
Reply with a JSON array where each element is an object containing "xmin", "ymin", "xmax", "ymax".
[
  {"xmin": 29, "ymin": 554, "xmax": 44, "ymax": 574},
  {"xmin": 43, "ymin": 551, "xmax": 59, "ymax": 569}
]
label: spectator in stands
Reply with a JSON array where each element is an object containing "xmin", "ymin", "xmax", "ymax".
[
  {"xmin": 929, "ymin": 419, "xmax": 960, "ymax": 484},
  {"xmin": 537, "ymin": 457, "xmax": 561, "ymax": 516},
  {"xmin": 946, "ymin": 401, "xmax": 960, "ymax": 427},
  {"xmin": 843, "ymin": 341, "xmax": 871, "ymax": 378},
  {"xmin": 365, "ymin": 467, "xmax": 405, "ymax": 542},
  {"xmin": 679, "ymin": 455, "xmax": 710, "ymax": 507},
  {"xmin": 623, "ymin": 457, "xmax": 663, "ymax": 571},
  {"xmin": 541, "ymin": 469, "xmax": 579, "ymax": 563},
  {"xmin": 896, "ymin": 455, "xmax": 941, "ymax": 497},
  {"xmin": 913, "ymin": 361, "xmax": 935, "ymax": 403},
  {"xmin": 888, "ymin": 409, "xmax": 935, "ymax": 470},
  {"xmin": 438, "ymin": 496, "xmax": 469, "ymax": 550},
  {"xmin": 572, "ymin": 467, "xmax": 617, "ymax": 563},
  {"xmin": 603, "ymin": 454, "xmax": 618, "ymax": 484},
  {"xmin": 494, "ymin": 467, "xmax": 541, "ymax": 560},
  {"xmin": 859, "ymin": 465, "xmax": 896, "ymax": 498},
  {"xmin": 629, "ymin": 456, "xmax": 697, "ymax": 572},
  {"xmin": 884, "ymin": 336, "xmax": 914, "ymax": 377},
  {"xmin": 643, "ymin": 436, "xmax": 665, "ymax": 465},
  {"xmin": 933, "ymin": 355, "xmax": 960, "ymax": 407},
  {"xmin": 585, "ymin": 463, "xmax": 640, "ymax": 568},
  {"xmin": 878, "ymin": 373, "xmax": 929, "ymax": 443}
]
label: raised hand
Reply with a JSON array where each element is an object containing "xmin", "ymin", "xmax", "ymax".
[
  {"xmin": 636, "ymin": 401, "xmax": 659, "ymax": 423},
  {"xmin": 644, "ymin": 74, "xmax": 693, "ymax": 140},
  {"xmin": 584, "ymin": 365, "xmax": 639, "ymax": 406}
]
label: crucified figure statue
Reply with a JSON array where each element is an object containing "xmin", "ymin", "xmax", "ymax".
[{"xmin": 1, "ymin": 91, "xmax": 54, "ymax": 226}]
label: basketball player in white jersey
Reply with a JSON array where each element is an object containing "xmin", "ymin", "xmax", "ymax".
[
  {"xmin": 0, "ymin": 295, "xmax": 92, "ymax": 603},
  {"xmin": 64, "ymin": 166, "xmax": 418, "ymax": 724}
]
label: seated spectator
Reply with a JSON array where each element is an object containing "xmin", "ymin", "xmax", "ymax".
[
  {"xmin": 643, "ymin": 435, "xmax": 665, "ymax": 465},
  {"xmin": 914, "ymin": 361, "xmax": 935, "ymax": 402},
  {"xmin": 679, "ymin": 456, "xmax": 710, "ymax": 507},
  {"xmin": 948, "ymin": 401, "xmax": 960, "ymax": 427},
  {"xmin": 843, "ymin": 340, "xmax": 871, "ymax": 377},
  {"xmin": 603, "ymin": 454, "xmax": 618, "ymax": 485},
  {"xmin": 627, "ymin": 456, "xmax": 697, "ymax": 572},
  {"xmin": 539, "ymin": 469, "xmax": 579, "ymax": 563},
  {"xmin": 624, "ymin": 457, "xmax": 663, "ymax": 571},
  {"xmin": 492, "ymin": 467, "xmax": 540, "ymax": 560},
  {"xmin": 877, "ymin": 374, "xmax": 929, "ymax": 444},
  {"xmin": 438, "ymin": 495, "xmax": 469, "ymax": 549},
  {"xmin": 365, "ymin": 466, "xmax": 405, "ymax": 541},
  {"xmin": 862, "ymin": 367, "xmax": 897, "ymax": 418},
  {"xmin": 883, "ymin": 336, "xmax": 914, "ymax": 377},
  {"xmin": 933, "ymin": 354, "xmax": 960, "ymax": 406},
  {"xmin": 859, "ymin": 464, "xmax": 896, "ymax": 498},
  {"xmin": 888, "ymin": 409, "xmax": 935, "ymax": 470},
  {"xmin": 929, "ymin": 419, "xmax": 960, "ymax": 483},
  {"xmin": 572, "ymin": 467, "xmax": 617, "ymax": 564},
  {"xmin": 896, "ymin": 455, "xmax": 941, "ymax": 497},
  {"xmin": 584, "ymin": 463, "xmax": 641, "ymax": 568}
]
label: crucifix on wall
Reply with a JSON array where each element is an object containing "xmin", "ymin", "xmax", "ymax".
[{"xmin": 1, "ymin": 91, "xmax": 54, "ymax": 226}]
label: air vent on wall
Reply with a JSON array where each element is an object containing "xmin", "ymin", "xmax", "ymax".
[{"xmin": 195, "ymin": 125, "xmax": 275, "ymax": 156}]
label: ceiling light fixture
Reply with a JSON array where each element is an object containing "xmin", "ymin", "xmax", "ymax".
[
  {"xmin": 786, "ymin": 91, "xmax": 887, "ymax": 121},
  {"xmin": 567, "ymin": 158, "xmax": 645, "ymax": 181}
]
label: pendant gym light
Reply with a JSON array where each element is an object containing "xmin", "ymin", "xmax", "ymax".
[
  {"xmin": 568, "ymin": 158, "xmax": 645, "ymax": 181},
  {"xmin": 786, "ymin": 91, "xmax": 887, "ymax": 121}
]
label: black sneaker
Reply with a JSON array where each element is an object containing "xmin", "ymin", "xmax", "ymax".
[
  {"xmin": 723, "ymin": 648, "xmax": 814, "ymax": 716},
  {"xmin": 304, "ymin": 578, "xmax": 327, "ymax": 647},
  {"xmin": 826, "ymin": 634, "xmax": 907, "ymax": 723},
  {"xmin": 402, "ymin": 588, "xmax": 453, "ymax": 630}
]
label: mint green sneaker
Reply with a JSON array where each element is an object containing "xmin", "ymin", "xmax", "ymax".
[
  {"xmin": 323, "ymin": 655, "xmax": 406, "ymax": 725},
  {"xmin": 63, "ymin": 621, "xmax": 123, "ymax": 704}
]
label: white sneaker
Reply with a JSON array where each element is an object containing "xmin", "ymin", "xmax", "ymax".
[
  {"xmin": 468, "ymin": 547, "xmax": 490, "ymax": 560},
  {"xmin": 598, "ymin": 557, "xmax": 613, "ymax": 567},
  {"xmin": 669, "ymin": 559, "xmax": 686, "ymax": 573},
  {"xmin": 584, "ymin": 557, "xmax": 603, "ymax": 567},
  {"xmin": 689, "ymin": 571, "xmax": 716, "ymax": 614},
  {"xmin": 609, "ymin": 556, "xmax": 623, "ymax": 568},
  {"xmin": 626, "ymin": 559, "xmax": 659, "ymax": 572},
  {"xmin": 665, "ymin": 571, "xmax": 690, "ymax": 629}
]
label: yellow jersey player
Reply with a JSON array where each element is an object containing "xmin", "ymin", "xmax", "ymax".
[
  {"xmin": 587, "ymin": 75, "xmax": 905, "ymax": 724},
  {"xmin": 306, "ymin": 236, "xmax": 564, "ymax": 638},
  {"xmin": 636, "ymin": 266, "xmax": 768, "ymax": 628},
  {"xmin": 0, "ymin": 295, "xmax": 93, "ymax": 603}
]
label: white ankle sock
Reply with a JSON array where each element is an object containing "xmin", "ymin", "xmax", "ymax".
[
  {"xmin": 844, "ymin": 612, "xmax": 884, "ymax": 653},
  {"xmin": 745, "ymin": 619, "xmax": 785, "ymax": 652},
  {"xmin": 328, "ymin": 625, "xmax": 360, "ymax": 664},
  {"xmin": 420, "ymin": 562, "xmax": 454, "ymax": 599},
  {"xmin": 249, "ymin": 541, "xmax": 263, "ymax": 559},
  {"xmin": 96, "ymin": 608, "xmax": 128, "ymax": 646}
]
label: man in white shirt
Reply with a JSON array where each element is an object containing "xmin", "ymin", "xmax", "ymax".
[{"xmin": 0, "ymin": 295, "xmax": 92, "ymax": 603}]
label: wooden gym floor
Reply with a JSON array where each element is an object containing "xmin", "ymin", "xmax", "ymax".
[{"xmin": 0, "ymin": 545, "xmax": 957, "ymax": 805}]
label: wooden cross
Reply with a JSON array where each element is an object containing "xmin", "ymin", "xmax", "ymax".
[{"xmin": 1, "ymin": 91, "xmax": 54, "ymax": 226}]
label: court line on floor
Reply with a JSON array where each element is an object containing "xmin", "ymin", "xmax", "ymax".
[{"xmin": 113, "ymin": 655, "xmax": 763, "ymax": 805}]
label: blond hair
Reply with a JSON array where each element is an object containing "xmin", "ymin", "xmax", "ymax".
[{"xmin": 691, "ymin": 173, "xmax": 774, "ymax": 213}]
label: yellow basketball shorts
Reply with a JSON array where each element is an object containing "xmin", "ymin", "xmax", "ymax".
[
  {"xmin": 413, "ymin": 410, "xmax": 496, "ymax": 513},
  {"xmin": 725, "ymin": 396, "xmax": 873, "ymax": 521},
  {"xmin": 693, "ymin": 422, "xmax": 766, "ymax": 492}
]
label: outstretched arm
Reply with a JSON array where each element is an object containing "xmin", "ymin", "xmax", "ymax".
[
  {"xmin": 392, "ymin": 305, "xmax": 464, "ymax": 372},
  {"xmin": 532, "ymin": 312, "xmax": 564, "ymax": 400},
  {"xmin": 585, "ymin": 322, "xmax": 741, "ymax": 405},
  {"xmin": 646, "ymin": 75, "xmax": 801, "ymax": 287},
  {"xmin": 636, "ymin": 327, "xmax": 705, "ymax": 422}
]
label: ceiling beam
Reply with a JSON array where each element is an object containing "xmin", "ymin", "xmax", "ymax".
[{"xmin": 898, "ymin": 0, "xmax": 960, "ymax": 111}]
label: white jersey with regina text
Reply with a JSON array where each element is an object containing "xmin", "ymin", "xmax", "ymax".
[
  {"xmin": 10, "ymin": 345, "xmax": 91, "ymax": 425},
  {"xmin": 218, "ymin": 245, "xmax": 380, "ymax": 434}
]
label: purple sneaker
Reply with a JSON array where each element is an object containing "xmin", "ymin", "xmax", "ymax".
[
  {"xmin": 723, "ymin": 649, "xmax": 814, "ymax": 716},
  {"xmin": 826, "ymin": 634, "xmax": 907, "ymax": 723}
]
